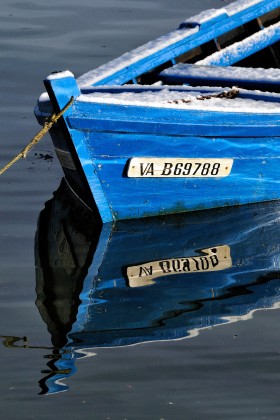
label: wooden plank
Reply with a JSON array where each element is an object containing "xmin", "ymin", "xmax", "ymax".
[
  {"xmin": 197, "ymin": 21, "xmax": 280, "ymax": 66},
  {"xmin": 70, "ymin": 100, "xmax": 280, "ymax": 138},
  {"xmin": 159, "ymin": 63, "xmax": 280, "ymax": 92}
]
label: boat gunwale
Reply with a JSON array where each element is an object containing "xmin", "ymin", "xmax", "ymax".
[{"xmin": 77, "ymin": 1, "xmax": 280, "ymax": 87}]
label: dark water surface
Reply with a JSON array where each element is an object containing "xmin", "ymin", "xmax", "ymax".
[{"xmin": 1, "ymin": 0, "xmax": 280, "ymax": 418}]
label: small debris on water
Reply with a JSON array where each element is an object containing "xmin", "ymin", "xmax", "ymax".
[{"xmin": 34, "ymin": 152, "xmax": 53, "ymax": 161}]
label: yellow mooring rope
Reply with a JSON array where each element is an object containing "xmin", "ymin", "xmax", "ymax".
[{"xmin": 0, "ymin": 96, "xmax": 74, "ymax": 176}]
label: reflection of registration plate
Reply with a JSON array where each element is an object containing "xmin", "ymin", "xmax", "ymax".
[
  {"xmin": 127, "ymin": 158, "xmax": 233, "ymax": 178},
  {"xmin": 127, "ymin": 245, "xmax": 232, "ymax": 287}
]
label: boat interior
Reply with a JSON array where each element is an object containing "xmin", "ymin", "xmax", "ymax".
[
  {"xmin": 138, "ymin": 7, "xmax": 280, "ymax": 86},
  {"xmin": 74, "ymin": 6, "xmax": 280, "ymax": 99}
]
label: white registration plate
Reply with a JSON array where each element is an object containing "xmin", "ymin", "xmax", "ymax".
[{"xmin": 127, "ymin": 158, "xmax": 233, "ymax": 178}]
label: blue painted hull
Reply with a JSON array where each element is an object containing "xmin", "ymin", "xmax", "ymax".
[
  {"xmin": 36, "ymin": 0, "xmax": 280, "ymax": 222},
  {"xmin": 44, "ymin": 74, "xmax": 280, "ymax": 222}
]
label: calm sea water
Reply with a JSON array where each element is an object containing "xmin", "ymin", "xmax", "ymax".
[{"xmin": 1, "ymin": 0, "xmax": 280, "ymax": 418}]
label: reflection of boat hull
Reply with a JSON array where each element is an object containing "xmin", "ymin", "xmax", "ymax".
[
  {"xmin": 36, "ymin": 0, "xmax": 280, "ymax": 221},
  {"xmin": 35, "ymin": 180, "xmax": 280, "ymax": 393},
  {"xmin": 36, "ymin": 180, "xmax": 280, "ymax": 348},
  {"xmin": 35, "ymin": 179, "xmax": 102, "ymax": 348},
  {"xmin": 69, "ymin": 203, "xmax": 280, "ymax": 348}
]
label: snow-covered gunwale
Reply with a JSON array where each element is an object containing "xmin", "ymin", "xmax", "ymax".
[
  {"xmin": 35, "ymin": 0, "xmax": 280, "ymax": 222},
  {"xmin": 76, "ymin": 86, "xmax": 280, "ymax": 113}
]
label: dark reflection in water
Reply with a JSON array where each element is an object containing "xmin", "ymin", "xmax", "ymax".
[{"xmin": 33, "ymin": 179, "xmax": 280, "ymax": 394}]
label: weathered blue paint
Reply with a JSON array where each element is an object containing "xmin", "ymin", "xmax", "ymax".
[
  {"xmin": 45, "ymin": 73, "xmax": 280, "ymax": 222},
  {"xmin": 70, "ymin": 99, "xmax": 280, "ymax": 136}
]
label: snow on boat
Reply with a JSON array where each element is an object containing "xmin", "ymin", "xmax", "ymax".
[
  {"xmin": 35, "ymin": 180, "xmax": 280, "ymax": 393},
  {"xmin": 36, "ymin": 0, "xmax": 280, "ymax": 222}
]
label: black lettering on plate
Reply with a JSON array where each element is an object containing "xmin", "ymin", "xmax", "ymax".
[
  {"xmin": 140, "ymin": 163, "xmax": 154, "ymax": 176},
  {"xmin": 161, "ymin": 162, "xmax": 173, "ymax": 176},
  {"xmin": 139, "ymin": 266, "xmax": 153, "ymax": 277}
]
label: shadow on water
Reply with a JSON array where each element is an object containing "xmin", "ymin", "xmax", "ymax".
[{"xmin": 3, "ymin": 178, "xmax": 280, "ymax": 394}]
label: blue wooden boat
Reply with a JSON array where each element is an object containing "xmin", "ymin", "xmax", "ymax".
[
  {"xmin": 35, "ymin": 0, "xmax": 280, "ymax": 222},
  {"xmin": 35, "ymin": 180, "xmax": 280, "ymax": 393}
]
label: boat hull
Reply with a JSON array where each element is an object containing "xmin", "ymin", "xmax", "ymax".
[
  {"xmin": 37, "ymin": 0, "xmax": 280, "ymax": 223},
  {"xmin": 47, "ymin": 128, "xmax": 280, "ymax": 221},
  {"xmin": 45, "ymin": 74, "xmax": 280, "ymax": 222}
]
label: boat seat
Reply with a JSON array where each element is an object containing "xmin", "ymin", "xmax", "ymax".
[
  {"xmin": 199, "ymin": 21, "xmax": 280, "ymax": 67},
  {"xmin": 158, "ymin": 63, "xmax": 280, "ymax": 92}
]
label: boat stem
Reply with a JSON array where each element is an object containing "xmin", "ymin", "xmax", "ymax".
[{"xmin": 0, "ymin": 96, "xmax": 74, "ymax": 176}]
